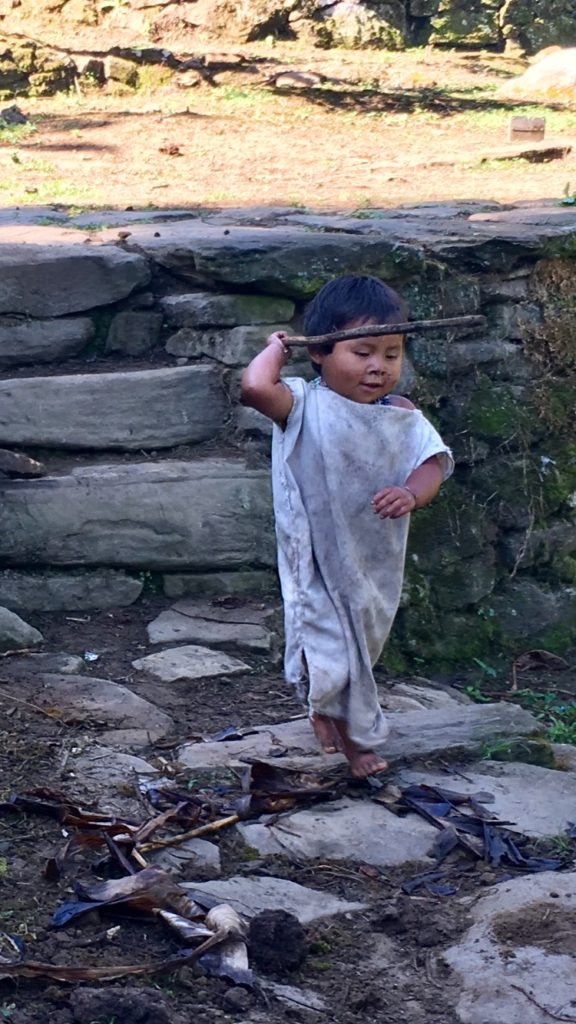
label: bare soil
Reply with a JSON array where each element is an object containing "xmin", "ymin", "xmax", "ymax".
[
  {"xmin": 1, "ymin": 47, "xmax": 576, "ymax": 215},
  {"xmin": 1, "ymin": 596, "xmax": 575, "ymax": 1024}
]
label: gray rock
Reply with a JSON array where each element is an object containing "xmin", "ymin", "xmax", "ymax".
[
  {"xmin": 380, "ymin": 680, "xmax": 471, "ymax": 713},
  {"xmin": 235, "ymin": 405, "xmax": 273, "ymax": 439},
  {"xmin": 132, "ymin": 645, "xmax": 250, "ymax": 682},
  {"xmin": 3, "ymin": 651, "xmax": 86, "ymax": 675},
  {"xmin": 0, "ymin": 244, "xmax": 150, "ymax": 316},
  {"xmin": 238, "ymin": 797, "xmax": 436, "ymax": 866},
  {"xmin": 165, "ymin": 323, "xmax": 291, "ymax": 367},
  {"xmin": 151, "ymin": 838, "xmax": 221, "ymax": 878},
  {"xmin": 447, "ymin": 340, "xmax": 520, "ymax": 375},
  {"xmin": 0, "ymin": 459, "xmax": 274, "ymax": 570},
  {"xmin": 100, "ymin": 221, "xmax": 424, "ymax": 298},
  {"xmin": 161, "ymin": 292, "xmax": 295, "ymax": 327},
  {"xmin": 178, "ymin": 702, "xmax": 541, "ymax": 771},
  {"xmin": 147, "ymin": 598, "xmax": 275, "ymax": 651},
  {"xmin": 0, "ymin": 316, "xmax": 94, "ymax": 367},
  {"xmin": 499, "ymin": 520, "xmax": 576, "ymax": 571},
  {"xmin": 0, "ymin": 569, "xmax": 143, "ymax": 612},
  {"xmin": 24, "ymin": 674, "xmax": 173, "ymax": 748},
  {"xmin": 0, "ymin": 605, "xmax": 43, "ymax": 652},
  {"xmin": 105, "ymin": 310, "xmax": 163, "ymax": 356},
  {"xmin": 398, "ymin": 762, "xmax": 576, "ymax": 838},
  {"xmin": 183, "ymin": 876, "xmax": 366, "ymax": 925},
  {"xmin": 0, "ymin": 366, "xmax": 227, "ymax": 450},
  {"xmin": 162, "ymin": 570, "xmax": 277, "ymax": 599},
  {"xmin": 71, "ymin": 745, "xmax": 159, "ymax": 817},
  {"xmin": 444, "ymin": 871, "xmax": 576, "ymax": 1024},
  {"xmin": 489, "ymin": 580, "xmax": 576, "ymax": 639}
]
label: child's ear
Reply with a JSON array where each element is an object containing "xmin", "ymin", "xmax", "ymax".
[{"xmin": 308, "ymin": 345, "xmax": 326, "ymax": 366}]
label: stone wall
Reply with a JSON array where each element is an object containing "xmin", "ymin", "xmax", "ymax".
[
  {"xmin": 2, "ymin": 0, "xmax": 576, "ymax": 55},
  {"xmin": 0, "ymin": 200, "xmax": 575, "ymax": 669}
]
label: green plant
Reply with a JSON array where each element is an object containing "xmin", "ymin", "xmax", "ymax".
[
  {"xmin": 472, "ymin": 658, "xmax": 497, "ymax": 678},
  {"xmin": 1, "ymin": 1005, "xmax": 16, "ymax": 1021}
]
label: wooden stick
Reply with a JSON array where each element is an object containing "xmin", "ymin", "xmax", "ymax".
[
  {"xmin": 284, "ymin": 314, "xmax": 486, "ymax": 348},
  {"xmin": 139, "ymin": 814, "xmax": 240, "ymax": 853}
]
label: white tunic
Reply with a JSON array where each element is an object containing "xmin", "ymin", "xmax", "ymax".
[{"xmin": 272, "ymin": 377, "xmax": 454, "ymax": 750}]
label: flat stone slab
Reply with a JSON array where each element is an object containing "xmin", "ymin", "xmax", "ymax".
[
  {"xmin": 0, "ymin": 366, "xmax": 227, "ymax": 450},
  {"xmin": 0, "ymin": 316, "xmax": 94, "ymax": 368},
  {"xmin": 0, "ymin": 569, "xmax": 143, "ymax": 612},
  {"xmin": 178, "ymin": 702, "xmax": 541, "ymax": 770},
  {"xmin": 3, "ymin": 652, "xmax": 86, "ymax": 676},
  {"xmin": 147, "ymin": 598, "xmax": 275, "ymax": 651},
  {"xmin": 182, "ymin": 876, "xmax": 366, "ymax": 925},
  {"xmin": 18, "ymin": 674, "xmax": 173, "ymax": 748},
  {"xmin": 71, "ymin": 744, "xmax": 159, "ymax": 817},
  {"xmin": 444, "ymin": 871, "xmax": 576, "ymax": 1024},
  {"xmin": 0, "ymin": 605, "xmax": 43, "ymax": 652},
  {"xmin": 398, "ymin": 762, "xmax": 576, "ymax": 838},
  {"xmin": 0, "ymin": 243, "xmax": 150, "ymax": 316},
  {"xmin": 238, "ymin": 798, "xmax": 436, "ymax": 866},
  {"xmin": 161, "ymin": 292, "xmax": 294, "ymax": 327},
  {"xmin": 151, "ymin": 838, "xmax": 221, "ymax": 878},
  {"xmin": 380, "ymin": 680, "xmax": 471, "ymax": 713},
  {"xmin": 132, "ymin": 645, "xmax": 250, "ymax": 682},
  {"xmin": 0, "ymin": 459, "xmax": 274, "ymax": 570},
  {"xmin": 162, "ymin": 571, "xmax": 277, "ymax": 600}
]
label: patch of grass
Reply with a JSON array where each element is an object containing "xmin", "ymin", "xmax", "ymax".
[
  {"xmin": 0, "ymin": 121, "xmax": 37, "ymax": 144},
  {"xmin": 0, "ymin": 177, "xmax": 105, "ymax": 205},
  {"xmin": 452, "ymin": 104, "xmax": 576, "ymax": 133}
]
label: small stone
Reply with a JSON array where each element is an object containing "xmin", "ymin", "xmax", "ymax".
[
  {"xmin": 105, "ymin": 310, "xmax": 163, "ymax": 356},
  {"xmin": 248, "ymin": 910, "xmax": 307, "ymax": 974},
  {"xmin": 146, "ymin": 602, "xmax": 274, "ymax": 652},
  {"xmin": 222, "ymin": 987, "xmax": 253, "ymax": 1013},
  {"xmin": 132, "ymin": 645, "xmax": 250, "ymax": 682},
  {"xmin": 0, "ymin": 605, "xmax": 43, "ymax": 652}
]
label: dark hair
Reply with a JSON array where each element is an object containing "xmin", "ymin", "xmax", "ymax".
[{"xmin": 304, "ymin": 275, "xmax": 408, "ymax": 371}]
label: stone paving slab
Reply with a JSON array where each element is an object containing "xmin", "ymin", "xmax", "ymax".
[
  {"xmin": 147, "ymin": 598, "xmax": 276, "ymax": 651},
  {"xmin": 398, "ymin": 762, "xmax": 576, "ymax": 838},
  {"xmin": 182, "ymin": 876, "xmax": 366, "ymax": 925},
  {"xmin": 444, "ymin": 871, "xmax": 576, "ymax": 1024},
  {"xmin": 21, "ymin": 674, "xmax": 173, "ymax": 748},
  {"xmin": 132, "ymin": 645, "xmax": 251, "ymax": 682},
  {"xmin": 237, "ymin": 798, "xmax": 437, "ymax": 866},
  {"xmin": 178, "ymin": 703, "xmax": 541, "ymax": 771},
  {"xmin": 0, "ymin": 569, "xmax": 143, "ymax": 612}
]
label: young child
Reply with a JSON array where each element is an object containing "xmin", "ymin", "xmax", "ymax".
[{"xmin": 241, "ymin": 275, "xmax": 453, "ymax": 778}]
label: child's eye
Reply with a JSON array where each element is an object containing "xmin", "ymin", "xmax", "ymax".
[{"xmin": 355, "ymin": 350, "xmax": 370, "ymax": 357}]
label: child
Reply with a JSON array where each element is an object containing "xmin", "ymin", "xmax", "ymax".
[{"xmin": 241, "ymin": 275, "xmax": 453, "ymax": 778}]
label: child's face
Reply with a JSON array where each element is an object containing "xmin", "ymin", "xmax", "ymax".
[{"xmin": 312, "ymin": 320, "xmax": 404, "ymax": 404}]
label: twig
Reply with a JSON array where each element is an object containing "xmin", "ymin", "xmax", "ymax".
[
  {"xmin": 0, "ymin": 685, "xmax": 66, "ymax": 721},
  {"xmin": 284, "ymin": 315, "xmax": 486, "ymax": 347},
  {"xmin": 140, "ymin": 814, "xmax": 239, "ymax": 853},
  {"xmin": 510, "ymin": 985, "xmax": 576, "ymax": 1022}
]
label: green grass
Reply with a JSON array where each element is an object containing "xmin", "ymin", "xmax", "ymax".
[
  {"xmin": 0, "ymin": 177, "xmax": 105, "ymax": 205},
  {"xmin": 452, "ymin": 104, "xmax": 576, "ymax": 133},
  {"xmin": 0, "ymin": 121, "xmax": 37, "ymax": 144},
  {"xmin": 473, "ymin": 686, "xmax": 576, "ymax": 746}
]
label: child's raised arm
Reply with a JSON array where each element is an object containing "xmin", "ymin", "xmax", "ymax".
[{"xmin": 240, "ymin": 331, "xmax": 294, "ymax": 426}]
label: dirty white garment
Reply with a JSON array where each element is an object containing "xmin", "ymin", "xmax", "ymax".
[{"xmin": 272, "ymin": 377, "xmax": 454, "ymax": 750}]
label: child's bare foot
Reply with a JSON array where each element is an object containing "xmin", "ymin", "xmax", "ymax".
[
  {"xmin": 310, "ymin": 713, "xmax": 341, "ymax": 754},
  {"xmin": 332, "ymin": 720, "xmax": 389, "ymax": 778}
]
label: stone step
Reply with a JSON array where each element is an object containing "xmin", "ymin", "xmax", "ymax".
[
  {"xmin": 0, "ymin": 316, "xmax": 94, "ymax": 368},
  {"xmin": 177, "ymin": 702, "xmax": 541, "ymax": 771},
  {"xmin": 0, "ymin": 366, "xmax": 227, "ymax": 450},
  {"xmin": 0, "ymin": 243, "xmax": 150, "ymax": 316},
  {"xmin": 0, "ymin": 458, "xmax": 274, "ymax": 569}
]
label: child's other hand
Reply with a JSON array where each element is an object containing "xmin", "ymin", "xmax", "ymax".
[{"xmin": 372, "ymin": 486, "xmax": 416, "ymax": 519}]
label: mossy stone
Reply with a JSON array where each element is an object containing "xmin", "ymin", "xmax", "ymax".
[
  {"xmin": 484, "ymin": 737, "xmax": 555, "ymax": 768},
  {"xmin": 439, "ymin": 377, "xmax": 544, "ymax": 448},
  {"xmin": 408, "ymin": 480, "xmax": 493, "ymax": 570},
  {"xmin": 432, "ymin": 556, "xmax": 496, "ymax": 610}
]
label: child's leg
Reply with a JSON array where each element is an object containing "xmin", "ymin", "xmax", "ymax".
[
  {"xmin": 332, "ymin": 719, "xmax": 389, "ymax": 778},
  {"xmin": 310, "ymin": 712, "xmax": 341, "ymax": 754}
]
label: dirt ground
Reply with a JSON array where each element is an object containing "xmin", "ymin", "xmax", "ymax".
[
  {"xmin": 1, "ymin": 47, "xmax": 576, "ymax": 214},
  {"xmin": 0, "ymin": 597, "xmax": 575, "ymax": 1024}
]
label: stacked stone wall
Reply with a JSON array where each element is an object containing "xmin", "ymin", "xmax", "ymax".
[{"xmin": 0, "ymin": 201, "xmax": 575, "ymax": 668}]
